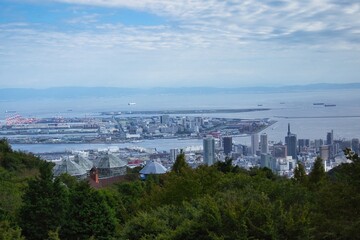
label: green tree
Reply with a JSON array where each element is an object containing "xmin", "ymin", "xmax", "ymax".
[
  {"xmin": 0, "ymin": 220, "xmax": 24, "ymax": 240},
  {"xmin": 293, "ymin": 162, "xmax": 308, "ymax": 185},
  {"xmin": 308, "ymin": 157, "xmax": 326, "ymax": 188},
  {"xmin": 172, "ymin": 150, "xmax": 191, "ymax": 174},
  {"xmin": 19, "ymin": 162, "xmax": 68, "ymax": 240},
  {"xmin": 60, "ymin": 181, "xmax": 116, "ymax": 240},
  {"xmin": 311, "ymin": 148, "xmax": 360, "ymax": 239}
]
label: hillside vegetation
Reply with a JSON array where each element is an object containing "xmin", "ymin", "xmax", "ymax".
[{"xmin": 0, "ymin": 139, "xmax": 359, "ymax": 239}]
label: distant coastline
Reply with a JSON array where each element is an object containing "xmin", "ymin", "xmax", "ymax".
[{"xmin": 0, "ymin": 82, "xmax": 360, "ymax": 100}]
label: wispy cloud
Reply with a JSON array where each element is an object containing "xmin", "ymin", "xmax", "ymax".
[{"xmin": 0, "ymin": 0, "xmax": 360, "ymax": 88}]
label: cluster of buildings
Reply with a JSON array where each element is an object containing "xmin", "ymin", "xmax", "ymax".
[
  {"xmin": 1, "ymin": 114, "xmax": 274, "ymax": 144},
  {"xmin": 201, "ymin": 124, "xmax": 359, "ymax": 177},
  {"xmin": 52, "ymin": 149, "xmax": 169, "ymax": 187},
  {"xmin": 47, "ymin": 121, "xmax": 359, "ymax": 182}
]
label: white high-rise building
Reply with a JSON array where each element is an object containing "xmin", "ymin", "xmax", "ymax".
[
  {"xmin": 260, "ymin": 133, "xmax": 268, "ymax": 154},
  {"xmin": 251, "ymin": 133, "xmax": 259, "ymax": 155},
  {"xmin": 170, "ymin": 148, "xmax": 180, "ymax": 162},
  {"xmin": 203, "ymin": 136, "xmax": 216, "ymax": 165}
]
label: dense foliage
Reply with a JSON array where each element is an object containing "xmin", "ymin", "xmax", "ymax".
[{"xmin": 1, "ymin": 139, "xmax": 360, "ymax": 239}]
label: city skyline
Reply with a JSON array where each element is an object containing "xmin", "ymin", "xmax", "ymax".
[{"xmin": 1, "ymin": 0, "xmax": 360, "ymax": 88}]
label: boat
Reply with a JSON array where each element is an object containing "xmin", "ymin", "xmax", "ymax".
[
  {"xmin": 128, "ymin": 102, "xmax": 136, "ymax": 106},
  {"xmin": 324, "ymin": 104, "xmax": 336, "ymax": 107}
]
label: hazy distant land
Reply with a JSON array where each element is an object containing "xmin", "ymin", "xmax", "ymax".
[{"xmin": 0, "ymin": 83, "xmax": 359, "ymax": 100}]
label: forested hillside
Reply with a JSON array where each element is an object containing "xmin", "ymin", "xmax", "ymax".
[{"xmin": 0, "ymin": 139, "xmax": 359, "ymax": 239}]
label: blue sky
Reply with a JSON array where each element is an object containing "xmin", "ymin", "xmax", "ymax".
[{"xmin": 0, "ymin": 0, "xmax": 360, "ymax": 88}]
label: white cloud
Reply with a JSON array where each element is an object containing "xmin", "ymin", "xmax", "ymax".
[{"xmin": 1, "ymin": 0, "xmax": 360, "ymax": 88}]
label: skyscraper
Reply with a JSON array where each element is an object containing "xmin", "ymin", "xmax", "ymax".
[
  {"xmin": 223, "ymin": 136, "xmax": 232, "ymax": 156},
  {"xmin": 170, "ymin": 148, "xmax": 180, "ymax": 162},
  {"xmin": 260, "ymin": 133, "xmax": 268, "ymax": 154},
  {"xmin": 285, "ymin": 123, "xmax": 297, "ymax": 160},
  {"xmin": 251, "ymin": 133, "xmax": 259, "ymax": 156},
  {"xmin": 326, "ymin": 130, "xmax": 334, "ymax": 145},
  {"xmin": 203, "ymin": 136, "xmax": 216, "ymax": 166}
]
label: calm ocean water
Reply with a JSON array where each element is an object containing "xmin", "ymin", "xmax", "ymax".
[{"xmin": 1, "ymin": 89, "xmax": 360, "ymax": 153}]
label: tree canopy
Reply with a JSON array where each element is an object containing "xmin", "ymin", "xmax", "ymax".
[{"xmin": 1, "ymin": 140, "xmax": 360, "ymax": 239}]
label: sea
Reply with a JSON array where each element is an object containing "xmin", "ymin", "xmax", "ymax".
[{"xmin": 1, "ymin": 88, "xmax": 360, "ymax": 153}]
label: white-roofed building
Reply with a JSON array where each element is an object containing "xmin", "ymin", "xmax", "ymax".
[{"xmin": 139, "ymin": 160, "xmax": 167, "ymax": 179}]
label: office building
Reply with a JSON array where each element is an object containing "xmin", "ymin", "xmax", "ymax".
[
  {"xmin": 170, "ymin": 148, "xmax": 180, "ymax": 162},
  {"xmin": 203, "ymin": 136, "xmax": 216, "ymax": 166},
  {"xmin": 298, "ymin": 139, "xmax": 310, "ymax": 152},
  {"xmin": 260, "ymin": 133, "xmax": 268, "ymax": 154},
  {"xmin": 326, "ymin": 130, "xmax": 334, "ymax": 145},
  {"xmin": 251, "ymin": 133, "xmax": 259, "ymax": 155},
  {"xmin": 285, "ymin": 124, "xmax": 297, "ymax": 160},
  {"xmin": 223, "ymin": 136, "xmax": 233, "ymax": 156},
  {"xmin": 272, "ymin": 143, "xmax": 287, "ymax": 158}
]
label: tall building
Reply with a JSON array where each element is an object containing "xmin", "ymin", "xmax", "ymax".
[
  {"xmin": 352, "ymin": 138, "xmax": 359, "ymax": 154},
  {"xmin": 260, "ymin": 133, "xmax": 268, "ymax": 154},
  {"xmin": 203, "ymin": 136, "xmax": 216, "ymax": 166},
  {"xmin": 272, "ymin": 143, "xmax": 287, "ymax": 158},
  {"xmin": 170, "ymin": 148, "xmax": 180, "ymax": 162},
  {"xmin": 251, "ymin": 133, "xmax": 259, "ymax": 155},
  {"xmin": 314, "ymin": 139, "xmax": 324, "ymax": 152},
  {"xmin": 326, "ymin": 130, "xmax": 334, "ymax": 145},
  {"xmin": 320, "ymin": 145, "xmax": 330, "ymax": 161},
  {"xmin": 223, "ymin": 136, "xmax": 233, "ymax": 156},
  {"xmin": 285, "ymin": 123, "xmax": 297, "ymax": 160}
]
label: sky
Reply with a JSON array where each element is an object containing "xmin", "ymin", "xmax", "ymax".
[{"xmin": 0, "ymin": 0, "xmax": 360, "ymax": 88}]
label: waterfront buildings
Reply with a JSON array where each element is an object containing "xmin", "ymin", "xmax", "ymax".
[{"xmin": 203, "ymin": 136, "xmax": 216, "ymax": 165}]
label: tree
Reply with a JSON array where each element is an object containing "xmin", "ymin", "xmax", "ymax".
[
  {"xmin": 60, "ymin": 181, "xmax": 116, "ymax": 240},
  {"xmin": 293, "ymin": 162, "xmax": 308, "ymax": 185},
  {"xmin": 0, "ymin": 220, "xmax": 24, "ymax": 240},
  {"xmin": 19, "ymin": 162, "xmax": 68, "ymax": 240},
  {"xmin": 308, "ymin": 157, "xmax": 325, "ymax": 187},
  {"xmin": 172, "ymin": 150, "xmax": 191, "ymax": 174}
]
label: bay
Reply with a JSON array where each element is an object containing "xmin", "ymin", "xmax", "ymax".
[{"xmin": 2, "ymin": 88, "xmax": 360, "ymax": 153}]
